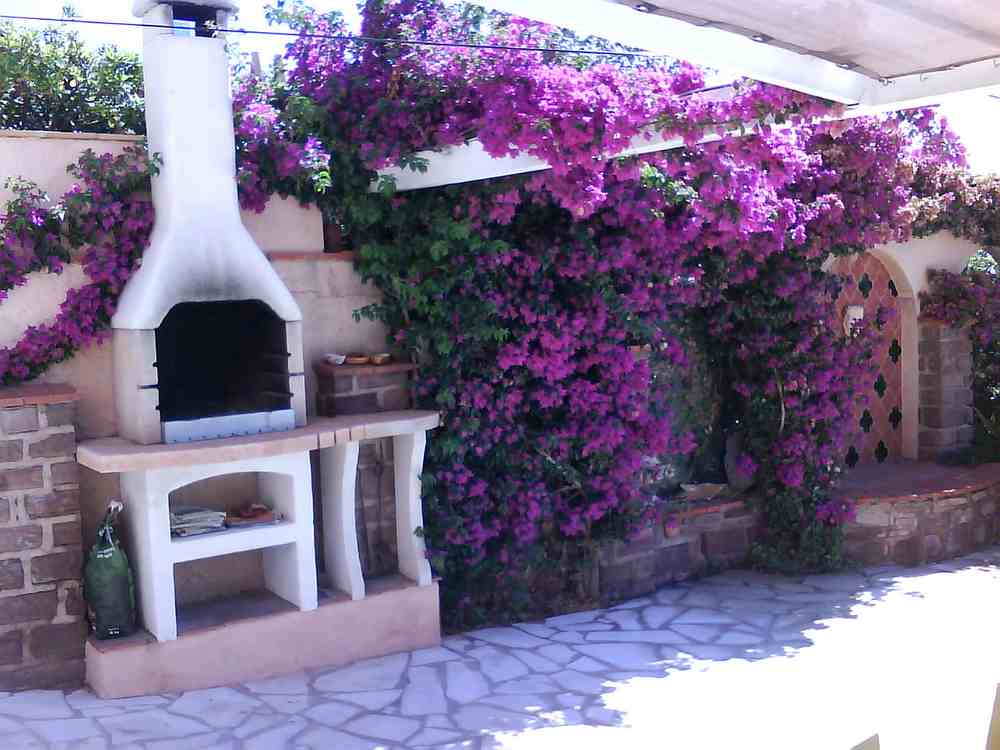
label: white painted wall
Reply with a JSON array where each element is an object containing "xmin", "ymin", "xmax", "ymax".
[
  {"xmin": 875, "ymin": 233, "xmax": 983, "ymax": 304},
  {"xmin": 0, "ymin": 131, "xmax": 386, "ymax": 602},
  {"xmin": 0, "ymin": 131, "xmax": 384, "ymax": 440}
]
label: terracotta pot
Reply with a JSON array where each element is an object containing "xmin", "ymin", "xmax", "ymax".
[{"xmin": 663, "ymin": 517, "xmax": 681, "ymax": 538}]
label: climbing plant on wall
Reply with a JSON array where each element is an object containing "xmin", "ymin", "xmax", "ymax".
[
  {"xmin": 0, "ymin": 148, "xmax": 157, "ymax": 383},
  {"xmin": 0, "ymin": 0, "xmax": 977, "ymax": 626},
  {"xmin": 0, "ymin": 112, "xmax": 329, "ymax": 384},
  {"xmin": 260, "ymin": 0, "xmax": 967, "ymax": 621}
]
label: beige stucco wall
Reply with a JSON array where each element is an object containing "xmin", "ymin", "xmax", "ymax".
[
  {"xmin": 0, "ymin": 131, "xmax": 138, "ymax": 203},
  {"xmin": 0, "ymin": 132, "xmax": 386, "ymax": 599}
]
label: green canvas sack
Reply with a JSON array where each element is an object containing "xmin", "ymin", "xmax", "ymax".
[{"xmin": 83, "ymin": 500, "xmax": 136, "ymax": 639}]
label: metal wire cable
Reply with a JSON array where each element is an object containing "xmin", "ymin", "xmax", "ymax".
[{"xmin": 0, "ymin": 12, "xmax": 667, "ymax": 58}]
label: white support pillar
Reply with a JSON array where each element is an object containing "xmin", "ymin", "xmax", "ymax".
[
  {"xmin": 260, "ymin": 454, "xmax": 319, "ymax": 611},
  {"xmin": 393, "ymin": 432, "xmax": 433, "ymax": 587},
  {"xmin": 120, "ymin": 470, "xmax": 178, "ymax": 642},
  {"xmin": 319, "ymin": 443, "xmax": 365, "ymax": 600}
]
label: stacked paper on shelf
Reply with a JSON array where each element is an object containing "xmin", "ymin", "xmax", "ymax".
[{"xmin": 169, "ymin": 506, "xmax": 227, "ymax": 537}]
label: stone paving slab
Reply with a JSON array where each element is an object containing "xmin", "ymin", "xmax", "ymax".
[{"xmin": 2, "ymin": 546, "xmax": 999, "ymax": 749}]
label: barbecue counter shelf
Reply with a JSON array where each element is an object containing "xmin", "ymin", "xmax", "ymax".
[
  {"xmin": 77, "ymin": 411, "xmax": 438, "ymax": 641},
  {"xmin": 76, "ymin": 411, "xmax": 441, "ymax": 698}
]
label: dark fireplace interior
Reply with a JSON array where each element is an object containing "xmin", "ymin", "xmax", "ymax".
[
  {"xmin": 172, "ymin": 3, "xmax": 220, "ymax": 37},
  {"xmin": 155, "ymin": 300, "xmax": 292, "ymax": 423}
]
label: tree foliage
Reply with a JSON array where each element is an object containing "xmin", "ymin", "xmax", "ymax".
[{"xmin": 0, "ymin": 20, "xmax": 144, "ymax": 134}]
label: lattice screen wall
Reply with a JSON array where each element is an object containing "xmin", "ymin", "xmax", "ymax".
[{"xmin": 829, "ymin": 254, "xmax": 903, "ymax": 466}]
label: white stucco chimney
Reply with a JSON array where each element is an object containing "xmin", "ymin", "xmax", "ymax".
[
  {"xmin": 113, "ymin": 0, "xmax": 301, "ymax": 329},
  {"xmin": 112, "ymin": 0, "xmax": 306, "ymax": 445}
]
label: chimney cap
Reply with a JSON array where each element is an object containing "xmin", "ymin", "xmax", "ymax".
[{"xmin": 132, "ymin": 0, "xmax": 240, "ymax": 18}]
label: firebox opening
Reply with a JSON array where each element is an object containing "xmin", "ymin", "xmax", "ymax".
[
  {"xmin": 155, "ymin": 300, "xmax": 292, "ymax": 427},
  {"xmin": 171, "ymin": 4, "xmax": 219, "ymax": 37}
]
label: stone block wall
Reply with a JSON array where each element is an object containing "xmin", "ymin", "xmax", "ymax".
[
  {"xmin": 595, "ymin": 500, "xmax": 759, "ymax": 605},
  {"xmin": 918, "ymin": 322, "xmax": 974, "ymax": 461},
  {"xmin": 844, "ymin": 488, "xmax": 1000, "ymax": 567},
  {"xmin": 315, "ymin": 361, "xmax": 416, "ymax": 578},
  {"xmin": 0, "ymin": 385, "xmax": 85, "ymax": 690}
]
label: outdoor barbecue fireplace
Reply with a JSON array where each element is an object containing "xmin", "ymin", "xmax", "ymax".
[
  {"xmin": 112, "ymin": 0, "xmax": 306, "ymax": 444},
  {"xmin": 154, "ymin": 301, "xmax": 296, "ymax": 443}
]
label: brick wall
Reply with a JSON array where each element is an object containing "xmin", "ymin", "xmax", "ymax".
[
  {"xmin": 918, "ymin": 322, "xmax": 974, "ymax": 461},
  {"xmin": 594, "ymin": 500, "xmax": 759, "ymax": 605},
  {"xmin": 315, "ymin": 361, "xmax": 416, "ymax": 578},
  {"xmin": 0, "ymin": 385, "xmax": 85, "ymax": 690},
  {"xmin": 315, "ymin": 361, "xmax": 414, "ymax": 418}
]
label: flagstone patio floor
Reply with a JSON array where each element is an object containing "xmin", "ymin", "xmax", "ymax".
[{"xmin": 2, "ymin": 545, "xmax": 999, "ymax": 750}]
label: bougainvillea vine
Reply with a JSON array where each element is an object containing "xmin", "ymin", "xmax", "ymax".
[
  {"xmin": 0, "ymin": 148, "xmax": 156, "ymax": 384},
  {"xmin": 261, "ymin": 1, "xmax": 967, "ymax": 620},
  {"xmin": 0, "ymin": 0, "xmax": 974, "ymax": 626},
  {"xmin": 0, "ymin": 100, "xmax": 330, "ymax": 385}
]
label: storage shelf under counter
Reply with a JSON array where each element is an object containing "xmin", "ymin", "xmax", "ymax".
[
  {"xmin": 76, "ymin": 410, "xmax": 440, "ymax": 644},
  {"xmin": 169, "ymin": 520, "xmax": 298, "ymax": 564}
]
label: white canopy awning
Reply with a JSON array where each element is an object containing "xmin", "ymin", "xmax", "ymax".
[{"xmin": 473, "ymin": 0, "xmax": 1000, "ymax": 110}]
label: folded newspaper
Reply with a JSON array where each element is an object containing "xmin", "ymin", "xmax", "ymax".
[{"xmin": 169, "ymin": 506, "xmax": 227, "ymax": 537}]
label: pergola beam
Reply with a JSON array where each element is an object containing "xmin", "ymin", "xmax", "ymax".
[
  {"xmin": 374, "ymin": 0, "xmax": 1000, "ymax": 193},
  {"xmin": 862, "ymin": 59, "xmax": 1000, "ymax": 110},
  {"xmin": 377, "ymin": 131, "xmax": 704, "ymax": 192},
  {"xmin": 374, "ymin": 91, "xmax": 886, "ymax": 193}
]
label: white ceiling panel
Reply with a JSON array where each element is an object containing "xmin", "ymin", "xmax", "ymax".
[
  {"xmin": 618, "ymin": 0, "xmax": 1000, "ymax": 78},
  {"xmin": 473, "ymin": 0, "xmax": 1000, "ymax": 107}
]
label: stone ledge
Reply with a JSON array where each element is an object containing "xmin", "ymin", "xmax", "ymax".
[
  {"xmin": 596, "ymin": 497, "xmax": 760, "ymax": 605},
  {"xmin": 315, "ymin": 361, "xmax": 418, "ymax": 379},
  {"xmin": 0, "ymin": 385, "xmax": 79, "ymax": 409},
  {"xmin": 265, "ymin": 250, "xmax": 343, "ymax": 262},
  {"xmin": 837, "ymin": 462, "xmax": 1000, "ymax": 505},
  {"xmin": 77, "ymin": 411, "xmax": 440, "ymax": 473},
  {"xmin": 672, "ymin": 498, "xmax": 746, "ymax": 521},
  {"xmin": 840, "ymin": 462, "xmax": 1000, "ymax": 566}
]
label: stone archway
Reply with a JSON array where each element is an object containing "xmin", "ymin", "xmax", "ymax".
[{"xmin": 874, "ymin": 233, "xmax": 983, "ymax": 461}]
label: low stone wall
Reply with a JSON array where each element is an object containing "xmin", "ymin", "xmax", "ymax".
[
  {"xmin": 595, "ymin": 500, "xmax": 759, "ymax": 604},
  {"xmin": 594, "ymin": 463, "xmax": 1000, "ymax": 603},
  {"xmin": 0, "ymin": 384, "xmax": 84, "ymax": 690},
  {"xmin": 844, "ymin": 484, "xmax": 1000, "ymax": 566}
]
